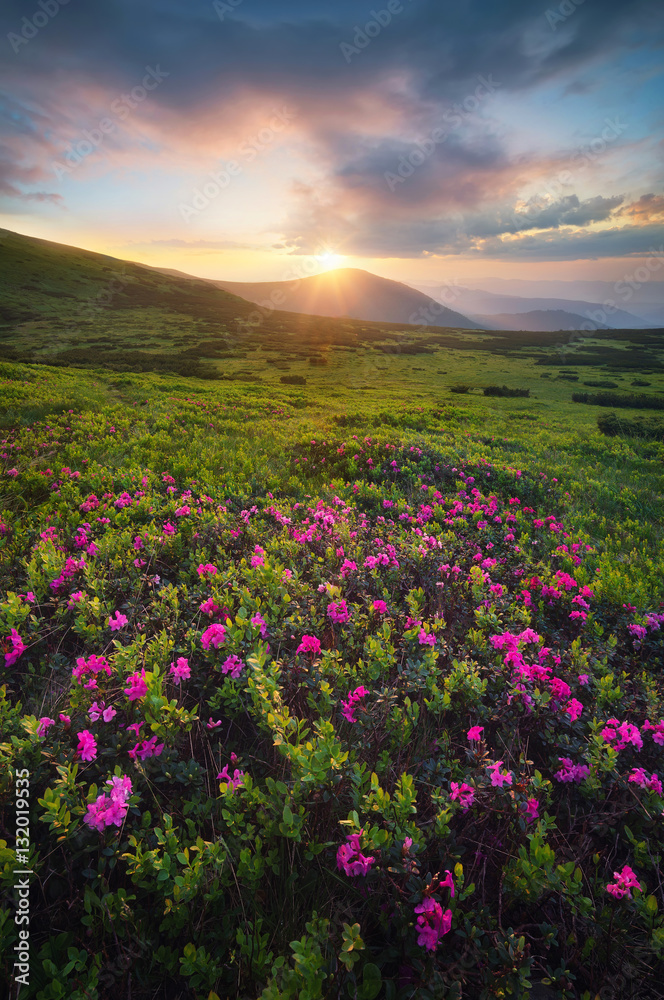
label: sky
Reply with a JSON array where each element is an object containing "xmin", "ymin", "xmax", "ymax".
[{"xmin": 1, "ymin": 0, "xmax": 663, "ymax": 287}]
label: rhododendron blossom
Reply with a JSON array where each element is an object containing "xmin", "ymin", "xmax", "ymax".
[
  {"xmin": 84, "ymin": 774, "xmax": 133, "ymax": 832},
  {"xmin": 221, "ymin": 654, "xmax": 244, "ymax": 678},
  {"xmin": 337, "ymin": 832, "xmax": 376, "ymax": 876},
  {"xmin": 37, "ymin": 716, "xmax": 55, "ymax": 736},
  {"xmin": 108, "ymin": 611, "xmax": 128, "ymax": 631},
  {"xmin": 341, "ymin": 685, "xmax": 369, "ymax": 723},
  {"xmin": 328, "ymin": 599, "xmax": 350, "ymax": 624},
  {"xmin": 555, "ymin": 758, "xmax": 590, "ymax": 783},
  {"xmin": 450, "ymin": 782, "xmax": 475, "ymax": 811},
  {"xmin": 124, "ymin": 669, "xmax": 148, "ymax": 701},
  {"xmin": 467, "ymin": 726, "xmax": 484, "ymax": 741},
  {"xmin": 4, "ymin": 628, "xmax": 26, "ymax": 667},
  {"xmin": 487, "ymin": 761, "xmax": 513, "ymax": 787},
  {"xmin": 296, "ymin": 635, "xmax": 321, "ymax": 656},
  {"xmin": 628, "ymin": 768, "xmax": 663, "ymax": 795},
  {"xmin": 77, "ymin": 730, "xmax": 97, "ymax": 761},
  {"xmin": 169, "ymin": 657, "xmax": 191, "ymax": 682},
  {"xmin": 201, "ymin": 623, "xmax": 227, "ymax": 650},
  {"xmin": 414, "ymin": 898, "xmax": 452, "ymax": 951},
  {"xmin": 606, "ymin": 865, "xmax": 642, "ymax": 899}
]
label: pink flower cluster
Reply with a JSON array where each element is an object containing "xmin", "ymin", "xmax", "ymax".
[
  {"xmin": 221, "ymin": 654, "xmax": 244, "ymax": 678},
  {"xmin": 197, "ymin": 563, "xmax": 218, "ymax": 577},
  {"xmin": 72, "ymin": 654, "xmax": 111, "ymax": 688},
  {"xmin": 337, "ymin": 831, "xmax": 376, "ymax": 876},
  {"xmin": 450, "ymin": 781, "xmax": 475, "ymax": 811},
  {"xmin": 4, "ymin": 628, "xmax": 26, "ymax": 667},
  {"xmin": 606, "ymin": 864, "xmax": 642, "ymax": 899},
  {"xmin": 414, "ymin": 898, "xmax": 452, "ymax": 951},
  {"xmin": 129, "ymin": 735, "xmax": 164, "ymax": 761},
  {"xmin": 217, "ymin": 764, "xmax": 245, "ymax": 791},
  {"xmin": 108, "ymin": 611, "xmax": 128, "ymax": 631},
  {"xmin": 628, "ymin": 768, "xmax": 663, "ymax": 795},
  {"xmin": 328, "ymin": 599, "xmax": 350, "ymax": 624},
  {"xmin": 89, "ymin": 701, "xmax": 116, "ymax": 722},
  {"xmin": 77, "ymin": 730, "xmax": 97, "ymax": 761},
  {"xmin": 169, "ymin": 657, "xmax": 191, "ymax": 682},
  {"xmin": 642, "ymin": 719, "xmax": 664, "ymax": 745},
  {"xmin": 296, "ymin": 634, "xmax": 321, "ymax": 656},
  {"xmin": 84, "ymin": 774, "xmax": 133, "ymax": 832},
  {"xmin": 124, "ymin": 669, "xmax": 148, "ymax": 701},
  {"xmin": 341, "ymin": 685, "xmax": 369, "ymax": 723},
  {"xmin": 201, "ymin": 624, "xmax": 227, "ymax": 650},
  {"xmin": 487, "ymin": 761, "xmax": 513, "ymax": 788},
  {"xmin": 601, "ymin": 718, "xmax": 643, "ymax": 751},
  {"xmin": 555, "ymin": 758, "xmax": 591, "ymax": 783}
]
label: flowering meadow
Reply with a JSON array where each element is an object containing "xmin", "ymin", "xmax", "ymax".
[{"xmin": 1, "ymin": 361, "xmax": 664, "ymax": 999}]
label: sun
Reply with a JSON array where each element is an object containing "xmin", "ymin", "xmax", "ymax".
[{"xmin": 316, "ymin": 251, "xmax": 346, "ymax": 271}]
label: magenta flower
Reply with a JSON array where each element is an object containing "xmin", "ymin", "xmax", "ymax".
[
  {"xmin": 37, "ymin": 716, "xmax": 55, "ymax": 736},
  {"xmin": 296, "ymin": 634, "xmax": 321, "ymax": 656},
  {"xmin": 251, "ymin": 612, "xmax": 267, "ymax": 637},
  {"xmin": 77, "ymin": 730, "xmax": 98, "ymax": 761},
  {"xmin": 197, "ymin": 563, "xmax": 218, "ymax": 577},
  {"xmin": 217, "ymin": 764, "xmax": 245, "ymax": 791},
  {"xmin": 4, "ymin": 628, "xmax": 26, "ymax": 667},
  {"xmin": 523, "ymin": 797, "xmax": 539, "ymax": 823},
  {"xmin": 221, "ymin": 654, "xmax": 244, "ymax": 678},
  {"xmin": 565, "ymin": 698, "xmax": 583, "ymax": 722},
  {"xmin": 250, "ymin": 545, "xmax": 266, "ymax": 567},
  {"xmin": 341, "ymin": 685, "xmax": 369, "ymax": 723},
  {"xmin": 199, "ymin": 597, "xmax": 222, "ymax": 615},
  {"xmin": 554, "ymin": 757, "xmax": 590, "ymax": 783},
  {"xmin": 487, "ymin": 761, "xmax": 513, "ymax": 788},
  {"xmin": 467, "ymin": 726, "xmax": 484, "ymax": 741},
  {"xmin": 108, "ymin": 611, "xmax": 128, "ymax": 631},
  {"xmin": 418, "ymin": 629, "xmax": 436, "ymax": 647},
  {"xmin": 201, "ymin": 623, "xmax": 227, "ymax": 650},
  {"xmin": 124, "ymin": 669, "xmax": 148, "ymax": 701},
  {"xmin": 129, "ymin": 736, "xmax": 164, "ymax": 761},
  {"xmin": 629, "ymin": 768, "xmax": 663, "ymax": 795},
  {"xmin": 642, "ymin": 719, "xmax": 664, "ymax": 745},
  {"xmin": 169, "ymin": 657, "xmax": 191, "ymax": 682},
  {"xmin": 414, "ymin": 898, "xmax": 452, "ymax": 951},
  {"xmin": 372, "ymin": 600, "xmax": 388, "ymax": 614},
  {"xmin": 606, "ymin": 865, "xmax": 642, "ymax": 899},
  {"xmin": 450, "ymin": 781, "xmax": 475, "ymax": 811},
  {"xmin": 328, "ymin": 599, "xmax": 350, "ymax": 624},
  {"xmin": 336, "ymin": 831, "xmax": 376, "ymax": 877},
  {"xmin": 84, "ymin": 774, "xmax": 132, "ymax": 832}
]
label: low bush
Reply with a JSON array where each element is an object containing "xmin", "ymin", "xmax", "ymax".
[{"xmin": 483, "ymin": 385, "xmax": 531, "ymax": 397}]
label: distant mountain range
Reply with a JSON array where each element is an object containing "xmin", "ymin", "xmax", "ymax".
[{"xmin": 414, "ymin": 280, "xmax": 664, "ymax": 330}]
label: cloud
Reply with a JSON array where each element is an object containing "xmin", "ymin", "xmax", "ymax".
[{"xmin": 621, "ymin": 193, "xmax": 664, "ymax": 221}]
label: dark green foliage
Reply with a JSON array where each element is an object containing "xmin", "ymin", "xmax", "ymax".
[
  {"xmin": 573, "ymin": 391, "xmax": 664, "ymax": 410},
  {"xmin": 483, "ymin": 385, "xmax": 531, "ymax": 397},
  {"xmin": 597, "ymin": 411, "xmax": 664, "ymax": 441}
]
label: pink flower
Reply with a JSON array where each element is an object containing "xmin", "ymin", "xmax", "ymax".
[
  {"xmin": 418, "ymin": 629, "xmax": 436, "ymax": 647},
  {"xmin": 565, "ymin": 698, "xmax": 583, "ymax": 722},
  {"xmin": 169, "ymin": 657, "xmax": 191, "ymax": 682},
  {"xmin": 89, "ymin": 701, "xmax": 116, "ymax": 722},
  {"xmin": 251, "ymin": 612, "xmax": 267, "ymax": 637},
  {"xmin": 555, "ymin": 757, "xmax": 590, "ymax": 783},
  {"xmin": 77, "ymin": 730, "xmax": 97, "ymax": 761},
  {"xmin": 108, "ymin": 611, "xmax": 128, "ymax": 631},
  {"xmin": 197, "ymin": 563, "xmax": 218, "ymax": 577},
  {"xmin": 217, "ymin": 764, "xmax": 245, "ymax": 791},
  {"xmin": 58, "ymin": 713, "xmax": 70, "ymax": 727},
  {"xmin": 628, "ymin": 768, "xmax": 663, "ymax": 795},
  {"xmin": 206, "ymin": 719, "xmax": 222, "ymax": 729},
  {"xmin": 250, "ymin": 545, "xmax": 266, "ymax": 567},
  {"xmin": 37, "ymin": 716, "xmax": 55, "ymax": 736},
  {"xmin": 296, "ymin": 634, "xmax": 321, "ymax": 656},
  {"xmin": 328, "ymin": 599, "xmax": 350, "ymax": 624},
  {"xmin": 124, "ymin": 669, "xmax": 148, "ymax": 701},
  {"xmin": 201, "ymin": 624, "xmax": 226, "ymax": 650},
  {"xmin": 129, "ymin": 736, "xmax": 164, "ymax": 761},
  {"xmin": 221, "ymin": 654, "xmax": 244, "ymax": 678},
  {"xmin": 606, "ymin": 865, "xmax": 642, "ymax": 899},
  {"xmin": 450, "ymin": 781, "xmax": 475, "ymax": 811},
  {"xmin": 4, "ymin": 628, "xmax": 26, "ymax": 667},
  {"xmin": 467, "ymin": 726, "xmax": 484, "ymax": 741},
  {"xmin": 414, "ymin": 898, "xmax": 452, "ymax": 951},
  {"xmin": 199, "ymin": 597, "xmax": 222, "ymax": 615},
  {"xmin": 84, "ymin": 774, "xmax": 132, "ymax": 832},
  {"xmin": 175, "ymin": 505, "xmax": 190, "ymax": 516},
  {"xmin": 578, "ymin": 674, "xmax": 589, "ymax": 686},
  {"xmin": 341, "ymin": 686, "xmax": 369, "ymax": 723},
  {"xmin": 372, "ymin": 600, "xmax": 388, "ymax": 614},
  {"xmin": 642, "ymin": 719, "xmax": 664, "ymax": 745},
  {"xmin": 162, "ymin": 521, "xmax": 176, "ymax": 535},
  {"xmin": 487, "ymin": 761, "xmax": 513, "ymax": 788},
  {"xmin": 337, "ymin": 831, "xmax": 376, "ymax": 877},
  {"xmin": 523, "ymin": 797, "xmax": 539, "ymax": 823}
]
